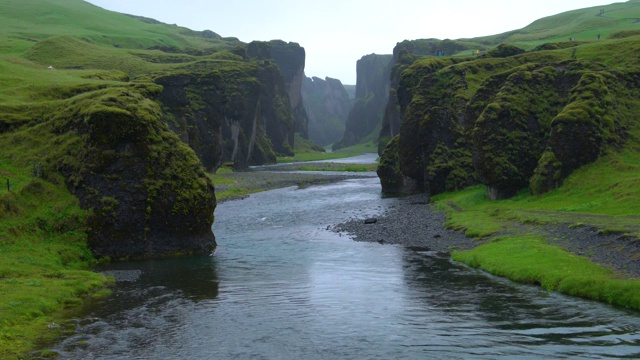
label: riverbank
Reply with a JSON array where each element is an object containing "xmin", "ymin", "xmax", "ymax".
[
  {"xmin": 209, "ymin": 164, "xmax": 377, "ymax": 203},
  {"xmin": 0, "ymin": 178, "xmax": 111, "ymax": 359},
  {"xmin": 332, "ymin": 191, "xmax": 640, "ymax": 310},
  {"xmin": 334, "ymin": 195, "xmax": 640, "ymax": 278},
  {"xmin": 333, "ymin": 193, "xmax": 479, "ymax": 252}
]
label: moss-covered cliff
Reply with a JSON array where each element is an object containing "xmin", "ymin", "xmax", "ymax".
[
  {"xmin": 301, "ymin": 76, "xmax": 352, "ymax": 146},
  {"xmin": 154, "ymin": 57, "xmax": 294, "ymax": 170},
  {"xmin": 333, "ymin": 54, "xmax": 393, "ymax": 150},
  {"xmin": 378, "ymin": 39, "xmax": 487, "ymax": 154},
  {"xmin": 378, "ymin": 39, "xmax": 640, "ymax": 199},
  {"xmin": 247, "ymin": 40, "xmax": 309, "ymax": 141},
  {"xmin": 1, "ymin": 84, "xmax": 217, "ymax": 259}
]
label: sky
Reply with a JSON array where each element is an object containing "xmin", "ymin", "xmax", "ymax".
[{"xmin": 85, "ymin": 0, "xmax": 613, "ymax": 84}]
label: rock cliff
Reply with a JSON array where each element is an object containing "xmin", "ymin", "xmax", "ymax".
[
  {"xmin": 333, "ymin": 54, "xmax": 393, "ymax": 150},
  {"xmin": 39, "ymin": 85, "xmax": 217, "ymax": 258},
  {"xmin": 378, "ymin": 39, "xmax": 485, "ymax": 154},
  {"xmin": 378, "ymin": 46, "xmax": 635, "ymax": 199},
  {"xmin": 301, "ymin": 76, "xmax": 352, "ymax": 146},
  {"xmin": 247, "ymin": 40, "xmax": 309, "ymax": 139},
  {"xmin": 155, "ymin": 55, "xmax": 295, "ymax": 170}
]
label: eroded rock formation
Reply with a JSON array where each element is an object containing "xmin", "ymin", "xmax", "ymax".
[
  {"xmin": 378, "ymin": 47, "xmax": 634, "ymax": 199},
  {"xmin": 333, "ymin": 54, "xmax": 393, "ymax": 150},
  {"xmin": 301, "ymin": 76, "xmax": 352, "ymax": 146}
]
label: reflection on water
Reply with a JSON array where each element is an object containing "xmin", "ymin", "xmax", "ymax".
[{"xmin": 51, "ymin": 177, "xmax": 640, "ymax": 359}]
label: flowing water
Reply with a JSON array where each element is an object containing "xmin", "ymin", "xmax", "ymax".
[{"xmin": 51, "ymin": 175, "xmax": 640, "ymax": 359}]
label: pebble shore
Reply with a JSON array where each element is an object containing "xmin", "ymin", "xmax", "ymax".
[
  {"xmin": 333, "ymin": 193, "xmax": 640, "ymax": 278},
  {"xmin": 333, "ymin": 193, "xmax": 478, "ymax": 253}
]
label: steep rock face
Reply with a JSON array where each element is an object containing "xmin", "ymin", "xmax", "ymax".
[
  {"xmin": 52, "ymin": 86, "xmax": 216, "ymax": 258},
  {"xmin": 301, "ymin": 76, "xmax": 352, "ymax": 146},
  {"xmin": 378, "ymin": 39, "xmax": 485, "ymax": 154},
  {"xmin": 247, "ymin": 40, "xmax": 309, "ymax": 139},
  {"xmin": 155, "ymin": 57, "xmax": 295, "ymax": 170},
  {"xmin": 333, "ymin": 54, "xmax": 393, "ymax": 150},
  {"xmin": 378, "ymin": 49, "xmax": 632, "ymax": 199}
]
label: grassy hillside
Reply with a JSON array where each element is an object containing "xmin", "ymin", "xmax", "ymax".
[
  {"xmin": 0, "ymin": 1, "xmax": 241, "ymax": 357},
  {"xmin": 445, "ymin": 1, "xmax": 640, "ymax": 55}
]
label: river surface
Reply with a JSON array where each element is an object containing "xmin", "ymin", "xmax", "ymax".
[{"xmin": 51, "ymin": 175, "xmax": 640, "ymax": 359}]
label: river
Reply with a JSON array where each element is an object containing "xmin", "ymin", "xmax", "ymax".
[{"xmin": 50, "ymin": 171, "xmax": 640, "ymax": 359}]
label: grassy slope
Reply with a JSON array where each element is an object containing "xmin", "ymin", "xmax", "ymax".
[
  {"xmin": 459, "ymin": 0, "xmax": 640, "ymax": 49},
  {"xmin": 0, "ymin": 1, "xmax": 241, "ymax": 357}
]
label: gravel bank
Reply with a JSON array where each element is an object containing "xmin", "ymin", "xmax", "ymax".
[
  {"xmin": 333, "ymin": 194, "xmax": 640, "ymax": 278},
  {"xmin": 524, "ymin": 223, "xmax": 640, "ymax": 278},
  {"xmin": 332, "ymin": 193, "xmax": 479, "ymax": 253}
]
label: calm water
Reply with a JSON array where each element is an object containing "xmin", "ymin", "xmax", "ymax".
[{"xmin": 51, "ymin": 177, "xmax": 640, "ymax": 359}]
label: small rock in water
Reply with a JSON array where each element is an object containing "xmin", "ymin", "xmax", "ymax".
[{"xmin": 364, "ymin": 218, "xmax": 378, "ymax": 224}]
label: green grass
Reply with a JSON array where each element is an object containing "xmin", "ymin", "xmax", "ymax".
[
  {"xmin": 453, "ymin": 236, "xmax": 640, "ymax": 309},
  {"xmin": 0, "ymin": 174, "xmax": 110, "ymax": 358},
  {"xmin": 285, "ymin": 163, "xmax": 377, "ymax": 172},
  {"xmin": 469, "ymin": 1, "xmax": 640, "ymax": 49},
  {"xmin": 433, "ymin": 148, "xmax": 640, "ymax": 238},
  {"xmin": 278, "ymin": 141, "xmax": 379, "ymax": 162},
  {"xmin": 433, "ymin": 147, "xmax": 640, "ymax": 308}
]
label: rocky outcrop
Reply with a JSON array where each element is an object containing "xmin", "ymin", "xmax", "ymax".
[
  {"xmin": 155, "ymin": 55, "xmax": 295, "ymax": 170},
  {"xmin": 378, "ymin": 47, "xmax": 632, "ymax": 199},
  {"xmin": 378, "ymin": 39, "xmax": 485, "ymax": 154},
  {"xmin": 333, "ymin": 54, "xmax": 393, "ymax": 150},
  {"xmin": 247, "ymin": 40, "xmax": 309, "ymax": 139},
  {"xmin": 51, "ymin": 86, "xmax": 216, "ymax": 258},
  {"xmin": 301, "ymin": 76, "xmax": 352, "ymax": 146}
]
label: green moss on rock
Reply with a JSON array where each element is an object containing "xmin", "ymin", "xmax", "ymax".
[{"xmin": 51, "ymin": 87, "xmax": 217, "ymax": 258}]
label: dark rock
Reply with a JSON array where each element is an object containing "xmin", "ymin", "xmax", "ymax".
[
  {"xmin": 333, "ymin": 54, "xmax": 393, "ymax": 150},
  {"xmin": 364, "ymin": 218, "xmax": 378, "ymax": 224},
  {"xmin": 248, "ymin": 40, "xmax": 309, "ymax": 141},
  {"xmin": 155, "ymin": 53, "xmax": 295, "ymax": 170},
  {"xmin": 302, "ymin": 76, "xmax": 352, "ymax": 146},
  {"xmin": 377, "ymin": 47, "xmax": 630, "ymax": 199},
  {"xmin": 56, "ymin": 88, "xmax": 216, "ymax": 259},
  {"xmin": 407, "ymin": 246, "xmax": 432, "ymax": 252}
]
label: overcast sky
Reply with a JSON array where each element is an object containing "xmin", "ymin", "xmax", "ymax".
[{"xmin": 85, "ymin": 0, "xmax": 613, "ymax": 84}]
